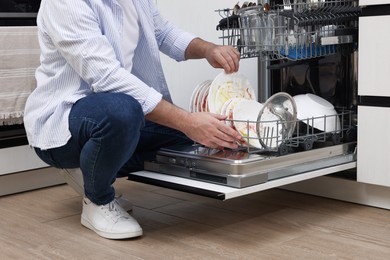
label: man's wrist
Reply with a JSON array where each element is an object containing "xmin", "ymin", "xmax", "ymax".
[{"xmin": 185, "ymin": 38, "xmax": 215, "ymax": 60}]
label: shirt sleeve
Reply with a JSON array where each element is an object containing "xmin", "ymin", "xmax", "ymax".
[
  {"xmin": 41, "ymin": 0, "xmax": 162, "ymax": 114},
  {"xmin": 151, "ymin": 1, "xmax": 197, "ymax": 61}
]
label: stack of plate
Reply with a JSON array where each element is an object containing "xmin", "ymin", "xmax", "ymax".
[
  {"xmin": 190, "ymin": 72, "xmax": 264, "ymax": 148},
  {"xmin": 189, "ymin": 80, "xmax": 212, "ymax": 112},
  {"xmin": 189, "ymin": 72, "xmax": 256, "ymax": 114}
]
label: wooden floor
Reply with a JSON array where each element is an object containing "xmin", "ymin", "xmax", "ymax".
[{"xmin": 1, "ymin": 178, "xmax": 390, "ymax": 259}]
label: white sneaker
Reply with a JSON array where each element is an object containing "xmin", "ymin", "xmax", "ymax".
[{"xmin": 81, "ymin": 197, "xmax": 143, "ymax": 239}]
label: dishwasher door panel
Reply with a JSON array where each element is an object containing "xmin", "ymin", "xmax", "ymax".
[{"xmin": 129, "ymin": 162, "xmax": 356, "ymax": 200}]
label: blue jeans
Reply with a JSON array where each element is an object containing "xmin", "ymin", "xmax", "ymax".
[{"xmin": 34, "ymin": 93, "xmax": 192, "ymax": 205}]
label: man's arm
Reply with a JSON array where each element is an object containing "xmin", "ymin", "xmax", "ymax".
[
  {"xmin": 148, "ymin": 33, "xmax": 243, "ymax": 149},
  {"xmin": 185, "ymin": 38, "xmax": 241, "ymax": 74},
  {"xmin": 146, "ymin": 38, "xmax": 242, "ymax": 149}
]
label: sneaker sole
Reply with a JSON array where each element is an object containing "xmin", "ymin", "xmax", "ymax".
[{"xmin": 81, "ymin": 216, "xmax": 143, "ymax": 239}]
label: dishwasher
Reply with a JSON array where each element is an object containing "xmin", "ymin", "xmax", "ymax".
[{"xmin": 129, "ymin": 0, "xmax": 390, "ymax": 201}]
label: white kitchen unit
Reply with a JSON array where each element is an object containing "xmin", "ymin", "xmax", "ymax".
[
  {"xmin": 285, "ymin": 1, "xmax": 390, "ymax": 207},
  {"xmin": 357, "ymin": 107, "xmax": 390, "ymax": 186},
  {"xmin": 360, "ymin": 0, "xmax": 390, "ymax": 5},
  {"xmin": 356, "ymin": 12, "xmax": 390, "ymax": 187},
  {"xmin": 0, "ymin": 145, "xmax": 64, "ymax": 196},
  {"xmin": 0, "ymin": 145, "xmax": 48, "ymax": 175},
  {"xmin": 358, "ymin": 15, "xmax": 390, "ymax": 97}
]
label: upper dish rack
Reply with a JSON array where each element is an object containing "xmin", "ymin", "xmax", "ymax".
[{"xmin": 216, "ymin": 0, "xmax": 361, "ymax": 61}]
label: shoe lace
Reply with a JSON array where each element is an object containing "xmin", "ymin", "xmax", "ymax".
[{"xmin": 101, "ymin": 200, "xmax": 129, "ymax": 222}]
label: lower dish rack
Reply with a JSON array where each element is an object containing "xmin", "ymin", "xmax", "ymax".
[
  {"xmin": 216, "ymin": 0, "xmax": 361, "ymax": 60},
  {"xmin": 233, "ymin": 108, "xmax": 356, "ymax": 155},
  {"xmin": 144, "ymin": 108, "xmax": 356, "ymax": 188}
]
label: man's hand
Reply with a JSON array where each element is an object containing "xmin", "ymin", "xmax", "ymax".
[
  {"xmin": 181, "ymin": 112, "xmax": 243, "ymax": 149},
  {"xmin": 204, "ymin": 45, "xmax": 240, "ymax": 74},
  {"xmin": 185, "ymin": 38, "xmax": 240, "ymax": 74}
]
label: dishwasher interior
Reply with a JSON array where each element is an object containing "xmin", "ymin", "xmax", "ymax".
[{"xmin": 143, "ymin": 0, "xmax": 360, "ymax": 189}]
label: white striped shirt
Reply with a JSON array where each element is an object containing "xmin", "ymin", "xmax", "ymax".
[{"xmin": 24, "ymin": 0, "xmax": 196, "ymax": 149}]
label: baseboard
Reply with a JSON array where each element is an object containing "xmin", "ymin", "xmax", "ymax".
[
  {"xmin": 0, "ymin": 167, "xmax": 65, "ymax": 196},
  {"xmin": 282, "ymin": 176, "xmax": 390, "ymax": 210}
]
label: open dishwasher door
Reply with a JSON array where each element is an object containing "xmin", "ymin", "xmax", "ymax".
[{"xmin": 128, "ymin": 142, "xmax": 356, "ymax": 200}]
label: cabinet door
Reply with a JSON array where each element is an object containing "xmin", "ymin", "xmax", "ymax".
[
  {"xmin": 357, "ymin": 106, "xmax": 390, "ymax": 187},
  {"xmin": 358, "ymin": 15, "xmax": 390, "ymax": 97},
  {"xmin": 0, "ymin": 145, "xmax": 48, "ymax": 175}
]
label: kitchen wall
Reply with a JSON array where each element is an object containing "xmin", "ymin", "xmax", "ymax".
[{"xmin": 156, "ymin": 0, "xmax": 258, "ymax": 110}]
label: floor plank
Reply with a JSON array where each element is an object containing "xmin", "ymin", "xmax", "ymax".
[{"xmin": 1, "ymin": 177, "xmax": 390, "ymax": 259}]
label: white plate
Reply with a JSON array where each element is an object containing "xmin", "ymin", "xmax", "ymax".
[
  {"xmin": 208, "ymin": 72, "xmax": 256, "ymax": 114},
  {"xmin": 220, "ymin": 98, "xmax": 234, "ymax": 121},
  {"xmin": 223, "ymin": 97, "xmax": 246, "ymax": 128},
  {"xmin": 232, "ymin": 100, "xmax": 264, "ymax": 148},
  {"xmin": 189, "ymin": 80, "xmax": 208, "ymax": 112},
  {"xmin": 190, "ymin": 80, "xmax": 211, "ymax": 112},
  {"xmin": 198, "ymin": 80, "xmax": 212, "ymax": 112}
]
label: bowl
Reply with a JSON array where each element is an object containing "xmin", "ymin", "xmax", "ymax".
[{"xmin": 293, "ymin": 94, "xmax": 341, "ymax": 132}]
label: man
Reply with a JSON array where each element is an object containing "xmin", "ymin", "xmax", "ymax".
[{"xmin": 24, "ymin": 0, "xmax": 242, "ymax": 239}]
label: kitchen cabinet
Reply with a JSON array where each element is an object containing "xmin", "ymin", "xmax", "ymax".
[
  {"xmin": 358, "ymin": 15, "xmax": 390, "ymax": 97},
  {"xmin": 0, "ymin": 145, "xmax": 64, "ymax": 196},
  {"xmin": 284, "ymin": 1, "xmax": 390, "ymax": 208},
  {"xmin": 357, "ymin": 106, "xmax": 390, "ymax": 187},
  {"xmin": 0, "ymin": 145, "xmax": 47, "ymax": 175},
  {"xmin": 357, "ymin": 9, "xmax": 390, "ymax": 187},
  {"xmin": 360, "ymin": 0, "xmax": 390, "ymax": 5}
]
